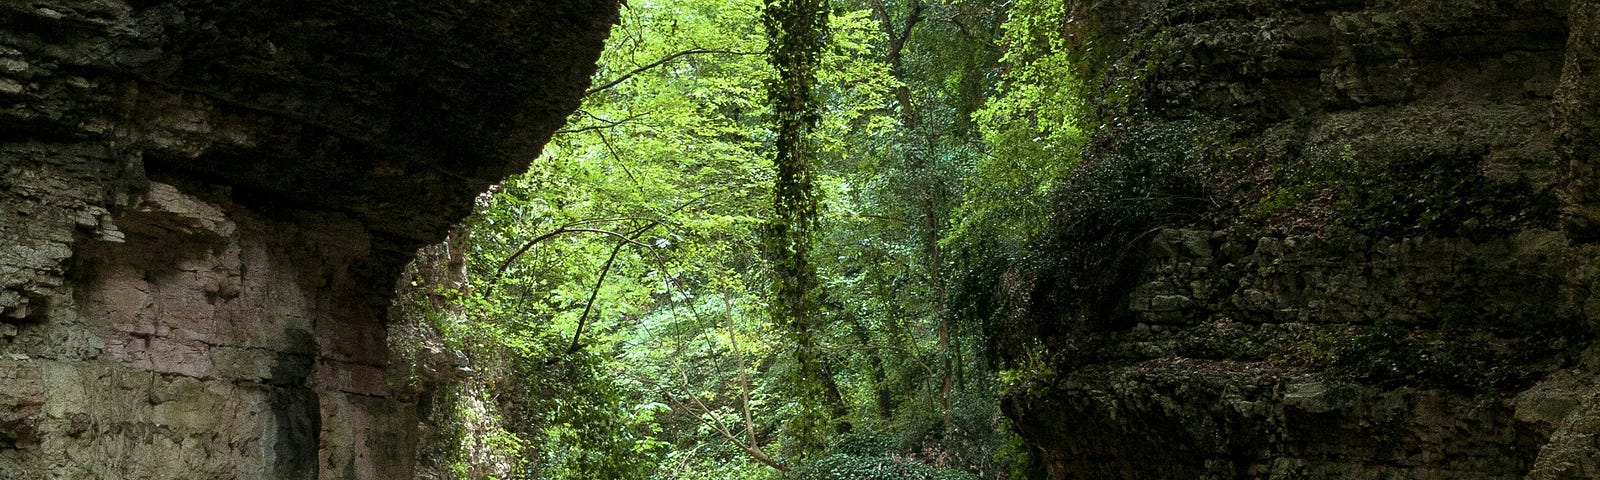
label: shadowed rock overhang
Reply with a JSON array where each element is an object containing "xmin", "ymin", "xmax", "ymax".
[
  {"xmin": 2, "ymin": 0, "xmax": 619, "ymax": 272},
  {"xmin": 0, "ymin": 1, "xmax": 619, "ymax": 477}
]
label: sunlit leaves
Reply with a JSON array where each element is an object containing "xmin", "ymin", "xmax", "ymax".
[{"xmin": 437, "ymin": 0, "xmax": 1078, "ymax": 477}]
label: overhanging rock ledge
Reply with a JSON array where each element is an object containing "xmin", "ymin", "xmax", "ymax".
[{"xmin": 0, "ymin": 1, "xmax": 620, "ymax": 477}]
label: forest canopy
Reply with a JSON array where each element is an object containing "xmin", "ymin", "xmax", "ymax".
[{"xmin": 393, "ymin": 0, "xmax": 1082, "ymax": 477}]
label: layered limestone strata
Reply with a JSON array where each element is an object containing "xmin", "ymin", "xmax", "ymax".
[
  {"xmin": 1008, "ymin": 1, "xmax": 1600, "ymax": 478},
  {"xmin": 0, "ymin": 0, "xmax": 618, "ymax": 477},
  {"xmin": 1010, "ymin": 229, "xmax": 1598, "ymax": 478}
]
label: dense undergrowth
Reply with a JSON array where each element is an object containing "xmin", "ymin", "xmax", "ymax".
[{"xmin": 389, "ymin": 0, "xmax": 1082, "ymax": 478}]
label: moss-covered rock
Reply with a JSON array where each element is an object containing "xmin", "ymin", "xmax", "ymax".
[{"xmin": 1003, "ymin": 0, "xmax": 1600, "ymax": 477}]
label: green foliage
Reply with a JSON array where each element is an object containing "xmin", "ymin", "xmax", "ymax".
[
  {"xmin": 943, "ymin": 0, "xmax": 1083, "ymax": 350},
  {"xmin": 995, "ymin": 341, "xmax": 1053, "ymax": 394},
  {"xmin": 1335, "ymin": 153, "xmax": 1557, "ymax": 237},
  {"xmin": 963, "ymin": 118, "xmax": 1213, "ymax": 361},
  {"xmin": 971, "ymin": 0, "xmax": 1081, "ymax": 166},
  {"xmin": 829, "ymin": 431, "xmax": 898, "ymax": 456},
  {"xmin": 413, "ymin": 0, "xmax": 1088, "ymax": 478},
  {"xmin": 505, "ymin": 352, "xmax": 664, "ymax": 478},
  {"xmin": 414, "ymin": 0, "xmax": 1589, "ymax": 477},
  {"xmin": 1331, "ymin": 323, "xmax": 1481, "ymax": 386},
  {"xmin": 1287, "ymin": 318, "xmax": 1580, "ymax": 392},
  {"xmin": 428, "ymin": 0, "xmax": 786, "ymax": 476},
  {"xmin": 798, "ymin": 433, "xmax": 984, "ymax": 480},
  {"xmin": 796, "ymin": 454, "xmax": 980, "ymax": 480}
]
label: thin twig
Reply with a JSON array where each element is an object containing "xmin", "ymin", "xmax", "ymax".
[
  {"xmin": 595, "ymin": 128, "xmax": 642, "ymax": 186},
  {"xmin": 722, "ymin": 293, "xmax": 757, "ymax": 448},
  {"xmin": 679, "ymin": 372, "xmax": 789, "ymax": 472},
  {"xmin": 586, "ymin": 48, "xmax": 764, "ymax": 96},
  {"xmin": 489, "ymin": 227, "xmax": 654, "ymax": 287},
  {"xmin": 555, "ymin": 111, "xmax": 651, "ymax": 135}
]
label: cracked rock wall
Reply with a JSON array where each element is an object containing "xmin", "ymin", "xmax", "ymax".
[
  {"xmin": 0, "ymin": 0, "xmax": 618, "ymax": 477},
  {"xmin": 1005, "ymin": 1, "xmax": 1600, "ymax": 478}
]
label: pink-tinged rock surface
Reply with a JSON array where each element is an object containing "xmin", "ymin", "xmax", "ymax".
[
  {"xmin": 103, "ymin": 334, "xmax": 218, "ymax": 379},
  {"xmin": 316, "ymin": 361, "xmax": 389, "ymax": 398}
]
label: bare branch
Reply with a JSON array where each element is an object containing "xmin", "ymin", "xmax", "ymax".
[
  {"xmin": 490, "ymin": 228, "xmax": 579, "ymax": 285},
  {"xmin": 679, "ymin": 372, "xmax": 790, "ymax": 472},
  {"xmin": 722, "ymin": 293, "xmax": 757, "ymax": 447},
  {"xmin": 564, "ymin": 216, "xmax": 678, "ymax": 228}
]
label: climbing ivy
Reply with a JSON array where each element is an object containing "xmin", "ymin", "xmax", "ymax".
[{"xmin": 761, "ymin": 0, "xmax": 832, "ymax": 460}]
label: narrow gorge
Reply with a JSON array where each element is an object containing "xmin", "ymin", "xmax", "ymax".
[{"xmin": 4, "ymin": 0, "xmax": 1600, "ymax": 479}]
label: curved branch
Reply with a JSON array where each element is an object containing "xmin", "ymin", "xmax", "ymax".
[
  {"xmin": 586, "ymin": 48, "xmax": 765, "ymax": 96},
  {"xmin": 556, "ymin": 111, "xmax": 650, "ymax": 135},
  {"xmin": 488, "ymin": 189, "xmax": 716, "ymax": 290},
  {"xmin": 566, "ymin": 227, "xmax": 656, "ymax": 249},
  {"xmin": 565, "ymin": 216, "xmax": 679, "ymax": 229},
  {"xmin": 489, "ymin": 227, "xmax": 652, "ymax": 288},
  {"xmin": 490, "ymin": 228, "xmax": 580, "ymax": 284}
]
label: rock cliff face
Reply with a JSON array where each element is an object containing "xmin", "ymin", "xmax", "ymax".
[
  {"xmin": 1006, "ymin": 1, "xmax": 1600, "ymax": 478},
  {"xmin": 0, "ymin": 0, "xmax": 618, "ymax": 477}
]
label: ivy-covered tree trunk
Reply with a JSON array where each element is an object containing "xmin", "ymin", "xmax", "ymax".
[{"xmin": 762, "ymin": 0, "xmax": 832, "ymax": 461}]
